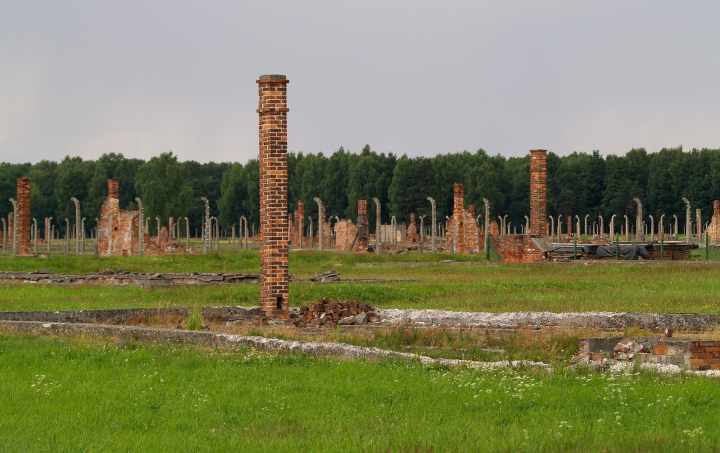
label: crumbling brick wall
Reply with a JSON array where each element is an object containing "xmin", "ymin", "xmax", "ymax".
[
  {"xmin": 708, "ymin": 201, "xmax": 720, "ymax": 244},
  {"xmin": 530, "ymin": 150, "xmax": 548, "ymax": 236},
  {"xmin": 445, "ymin": 184, "xmax": 478, "ymax": 253},
  {"xmin": 258, "ymin": 74, "xmax": 290, "ymax": 319},
  {"xmin": 16, "ymin": 178, "xmax": 31, "ymax": 255},
  {"xmin": 500, "ymin": 235, "xmax": 546, "ymax": 262},
  {"xmin": 334, "ymin": 220, "xmax": 358, "ymax": 251},
  {"xmin": 98, "ymin": 179, "xmax": 191, "ymax": 256}
]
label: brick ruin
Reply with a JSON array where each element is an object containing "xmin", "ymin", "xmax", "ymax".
[
  {"xmin": 292, "ymin": 200, "xmax": 306, "ymax": 247},
  {"xmin": 258, "ymin": 74, "xmax": 290, "ymax": 319},
  {"xmin": 334, "ymin": 200, "xmax": 369, "ymax": 252},
  {"xmin": 707, "ymin": 200, "xmax": 720, "ymax": 244},
  {"xmin": 17, "ymin": 178, "xmax": 32, "ymax": 256},
  {"xmin": 334, "ymin": 220, "xmax": 358, "ymax": 251},
  {"xmin": 529, "ymin": 150, "xmax": 548, "ymax": 236},
  {"xmin": 98, "ymin": 179, "xmax": 143, "ymax": 256},
  {"xmin": 579, "ymin": 337, "xmax": 720, "ymax": 371},
  {"xmin": 406, "ymin": 213, "xmax": 418, "ymax": 242},
  {"xmin": 357, "ymin": 200, "xmax": 368, "ymax": 251},
  {"xmin": 445, "ymin": 184, "xmax": 478, "ymax": 253},
  {"xmin": 500, "ymin": 150, "xmax": 548, "ymax": 262},
  {"xmin": 98, "ymin": 179, "xmax": 190, "ymax": 256}
]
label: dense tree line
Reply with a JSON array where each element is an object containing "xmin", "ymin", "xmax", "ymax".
[{"xmin": 1, "ymin": 145, "xmax": 720, "ymax": 237}]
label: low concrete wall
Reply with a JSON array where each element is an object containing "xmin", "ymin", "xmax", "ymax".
[
  {"xmin": 376, "ymin": 309, "xmax": 720, "ymax": 331},
  {"xmin": 0, "ymin": 320, "xmax": 550, "ymax": 371},
  {"xmin": 0, "ymin": 306, "xmax": 261, "ymax": 324},
  {"xmin": 0, "ymin": 271, "xmax": 260, "ymax": 286}
]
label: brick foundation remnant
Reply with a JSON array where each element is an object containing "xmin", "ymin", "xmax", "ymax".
[
  {"xmin": 500, "ymin": 234, "xmax": 546, "ymax": 262},
  {"xmin": 530, "ymin": 150, "xmax": 548, "ymax": 236},
  {"xmin": 258, "ymin": 74, "xmax": 290, "ymax": 319},
  {"xmin": 16, "ymin": 178, "xmax": 31, "ymax": 256},
  {"xmin": 579, "ymin": 337, "xmax": 720, "ymax": 371}
]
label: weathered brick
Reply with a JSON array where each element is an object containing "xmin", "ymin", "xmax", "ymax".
[
  {"xmin": 16, "ymin": 178, "xmax": 31, "ymax": 256},
  {"xmin": 530, "ymin": 150, "xmax": 548, "ymax": 236},
  {"xmin": 258, "ymin": 75, "xmax": 290, "ymax": 319}
]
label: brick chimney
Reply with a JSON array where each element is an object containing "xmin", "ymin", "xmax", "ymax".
[
  {"xmin": 530, "ymin": 150, "xmax": 548, "ymax": 236},
  {"xmin": 257, "ymin": 74, "xmax": 290, "ymax": 319},
  {"xmin": 453, "ymin": 183, "xmax": 466, "ymax": 253},
  {"xmin": 17, "ymin": 178, "xmax": 31, "ymax": 255},
  {"xmin": 357, "ymin": 199, "xmax": 368, "ymax": 250},
  {"xmin": 108, "ymin": 179, "xmax": 120, "ymax": 200}
]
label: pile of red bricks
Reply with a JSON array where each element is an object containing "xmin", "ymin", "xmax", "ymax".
[{"xmin": 295, "ymin": 297, "xmax": 379, "ymax": 328}]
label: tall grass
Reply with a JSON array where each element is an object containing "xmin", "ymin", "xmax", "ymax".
[
  {"xmin": 1, "ymin": 251, "xmax": 720, "ymax": 313},
  {"xmin": 0, "ymin": 333, "xmax": 718, "ymax": 452}
]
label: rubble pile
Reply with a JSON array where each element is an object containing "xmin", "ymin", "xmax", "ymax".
[{"xmin": 295, "ymin": 297, "xmax": 380, "ymax": 328}]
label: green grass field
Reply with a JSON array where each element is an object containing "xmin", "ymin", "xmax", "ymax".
[
  {"xmin": 1, "ymin": 250, "xmax": 720, "ymax": 313},
  {"xmin": 2, "ymin": 250, "xmax": 720, "ymax": 451},
  {"xmin": 1, "ymin": 333, "xmax": 718, "ymax": 452}
]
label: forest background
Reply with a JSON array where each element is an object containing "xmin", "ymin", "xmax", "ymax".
[{"xmin": 1, "ymin": 145, "xmax": 717, "ymax": 236}]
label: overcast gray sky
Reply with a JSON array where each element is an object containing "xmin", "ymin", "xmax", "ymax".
[{"xmin": 1, "ymin": 1, "xmax": 719, "ymax": 164}]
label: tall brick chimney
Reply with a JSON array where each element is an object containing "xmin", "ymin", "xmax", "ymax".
[
  {"xmin": 17, "ymin": 178, "xmax": 31, "ymax": 256},
  {"xmin": 530, "ymin": 149, "xmax": 548, "ymax": 236},
  {"xmin": 453, "ymin": 183, "xmax": 466, "ymax": 253},
  {"xmin": 108, "ymin": 179, "xmax": 119, "ymax": 200},
  {"xmin": 258, "ymin": 74, "xmax": 290, "ymax": 319},
  {"xmin": 357, "ymin": 200, "xmax": 368, "ymax": 251}
]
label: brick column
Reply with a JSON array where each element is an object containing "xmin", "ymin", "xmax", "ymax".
[
  {"xmin": 567, "ymin": 215, "xmax": 573, "ymax": 236},
  {"xmin": 169, "ymin": 217, "xmax": 175, "ymax": 239},
  {"xmin": 17, "ymin": 178, "xmax": 31, "ymax": 255},
  {"xmin": 257, "ymin": 74, "xmax": 290, "ymax": 319},
  {"xmin": 711, "ymin": 201, "xmax": 720, "ymax": 244},
  {"xmin": 530, "ymin": 149, "xmax": 548, "ymax": 236},
  {"xmin": 357, "ymin": 200, "xmax": 368, "ymax": 251},
  {"xmin": 453, "ymin": 184, "xmax": 466, "ymax": 253},
  {"xmin": 108, "ymin": 179, "xmax": 119, "ymax": 200}
]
